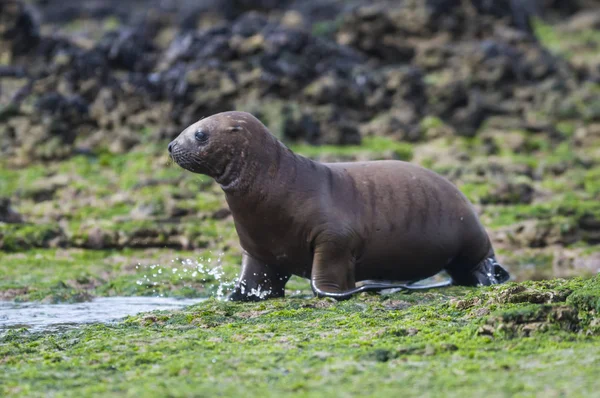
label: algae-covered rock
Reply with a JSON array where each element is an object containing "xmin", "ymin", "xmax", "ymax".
[
  {"xmin": 0, "ymin": 0, "xmax": 596, "ymax": 161},
  {"xmin": 0, "ymin": 223, "xmax": 65, "ymax": 251},
  {"xmin": 567, "ymin": 277, "xmax": 600, "ymax": 312}
]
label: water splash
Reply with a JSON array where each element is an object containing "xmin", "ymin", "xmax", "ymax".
[
  {"xmin": 233, "ymin": 279, "xmax": 273, "ymax": 300},
  {"xmin": 134, "ymin": 251, "xmax": 236, "ymax": 299}
]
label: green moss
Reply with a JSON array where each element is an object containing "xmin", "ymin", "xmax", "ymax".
[
  {"xmin": 102, "ymin": 16, "xmax": 121, "ymax": 31},
  {"xmin": 584, "ymin": 168, "xmax": 600, "ymax": 196},
  {"xmin": 457, "ymin": 182, "xmax": 491, "ymax": 204},
  {"xmin": 567, "ymin": 276, "xmax": 600, "ymax": 312},
  {"xmin": 311, "ymin": 20, "xmax": 339, "ymax": 38},
  {"xmin": 0, "ymin": 223, "xmax": 64, "ymax": 252},
  {"xmin": 1, "ymin": 116, "xmax": 599, "ymax": 395},
  {"xmin": 533, "ymin": 18, "xmax": 600, "ymax": 62},
  {"xmin": 0, "ymin": 162, "xmax": 49, "ymax": 197},
  {"xmin": 63, "ymin": 19, "xmax": 86, "ymax": 33},
  {"xmin": 292, "ymin": 136, "xmax": 413, "ymax": 161},
  {"xmin": 493, "ymin": 303, "xmax": 551, "ymax": 323},
  {"xmin": 556, "ymin": 121, "xmax": 577, "ymax": 137},
  {"xmin": 1, "ymin": 278, "xmax": 600, "ymax": 396},
  {"xmin": 0, "ymin": 248, "xmax": 243, "ymax": 302},
  {"xmin": 484, "ymin": 195, "xmax": 600, "ymax": 228},
  {"xmin": 70, "ymin": 202, "xmax": 133, "ymax": 221},
  {"xmin": 423, "ymin": 71, "xmax": 454, "ymax": 87},
  {"xmin": 522, "ymin": 134, "xmax": 551, "ymax": 153},
  {"xmin": 420, "ymin": 115, "xmax": 444, "ymax": 130}
]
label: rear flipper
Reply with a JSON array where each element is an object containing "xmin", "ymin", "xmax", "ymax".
[
  {"xmin": 310, "ymin": 278, "xmax": 453, "ymax": 301},
  {"xmin": 310, "ymin": 236, "xmax": 510, "ymax": 301},
  {"xmin": 446, "ymin": 256, "xmax": 511, "ymax": 286}
]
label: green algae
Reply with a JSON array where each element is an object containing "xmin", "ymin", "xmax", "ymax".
[
  {"xmin": 482, "ymin": 196, "xmax": 600, "ymax": 229},
  {"xmin": 0, "ymin": 8, "xmax": 599, "ymax": 397},
  {"xmin": 291, "ymin": 136, "xmax": 414, "ymax": 161},
  {"xmin": 0, "ymin": 163, "xmax": 49, "ymax": 197},
  {"xmin": 567, "ymin": 287, "xmax": 600, "ymax": 313},
  {"xmin": 0, "ymin": 248, "xmax": 241, "ymax": 302},
  {"xmin": 0, "ymin": 97, "xmax": 598, "ymax": 398},
  {"xmin": 0, "ymin": 223, "xmax": 64, "ymax": 252},
  {"xmin": 533, "ymin": 18, "xmax": 600, "ymax": 63},
  {"xmin": 2, "ymin": 278, "xmax": 600, "ymax": 397}
]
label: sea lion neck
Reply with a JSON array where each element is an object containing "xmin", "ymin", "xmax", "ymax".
[
  {"xmin": 215, "ymin": 150, "xmax": 245, "ymax": 191},
  {"xmin": 218, "ymin": 130, "xmax": 300, "ymax": 196}
]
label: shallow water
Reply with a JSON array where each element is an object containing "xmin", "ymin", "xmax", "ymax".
[{"xmin": 0, "ymin": 296, "xmax": 205, "ymax": 334}]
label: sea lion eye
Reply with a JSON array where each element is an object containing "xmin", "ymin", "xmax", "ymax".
[{"xmin": 195, "ymin": 129, "xmax": 208, "ymax": 142}]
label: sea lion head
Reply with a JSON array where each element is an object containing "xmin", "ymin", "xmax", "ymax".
[{"xmin": 168, "ymin": 111, "xmax": 275, "ymax": 187}]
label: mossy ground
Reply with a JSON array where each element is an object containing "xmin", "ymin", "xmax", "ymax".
[
  {"xmin": 1, "ymin": 128, "xmax": 599, "ymax": 396},
  {"xmin": 2, "ymin": 277, "xmax": 600, "ymax": 397},
  {"xmin": 1, "ymin": 119, "xmax": 599, "ymax": 396},
  {"xmin": 2, "ymin": 18, "xmax": 600, "ymax": 398}
]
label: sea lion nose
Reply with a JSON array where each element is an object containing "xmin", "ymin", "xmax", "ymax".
[{"xmin": 168, "ymin": 141, "xmax": 174, "ymax": 153}]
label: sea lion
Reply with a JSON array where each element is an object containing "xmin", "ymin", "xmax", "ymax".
[{"xmin": 168, "ymin": 111, "xmax": 510, "ymax": 301}]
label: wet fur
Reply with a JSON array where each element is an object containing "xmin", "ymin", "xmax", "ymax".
[{"xmin": 169, "ymin": 111, "xmax": 511, "ymax": 301}]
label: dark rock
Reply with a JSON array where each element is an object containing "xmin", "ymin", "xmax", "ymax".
[
  {"xmin": 371, "ymin": 349, "xmax": 394, "ymax": 362},
  {"xmin": 212, "ymin": 208, "xmax": 232, "ymax": 220},
  {"xmin": 481, "ymin": 180, "xmax": 535, "ymax": 205},
  {"xmin": 0, "ymin": 0, "xmax": 595, "ymax": 159},
  {"xmin": 0, "ymin": 0, "xmax": 40, "ymax": 57},
  {"xmin": 20, "ymin": 175, "xmax": 70, "ymax": 202},
  {"xmin": 96, "ymin": 27, "xmax": 158, "ymax": 72},
  {"xmin": 282, "ymin": 107, "xmax": 321, "ymax": 143},
  {"xmin": 0, "ymin": 198, "xmax": 24, "ymax": 224},
  {"xmin": 362, "ymin": 111, "xmax": 422, "ymax": 142}
]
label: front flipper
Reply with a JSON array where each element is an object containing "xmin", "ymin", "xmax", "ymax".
[{"xmin": 227, "ymin": 253, "xmax": 290, "ymax": 302}]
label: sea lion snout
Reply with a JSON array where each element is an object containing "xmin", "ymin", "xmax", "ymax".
[
  {"xmin": 168, "ymin": 126, "xmax": 226, "ymax": 178},
  {"xmin": 167, "ymin": 138, "xmax": 182, "ymax": 160},
  {"xmin": 168, "ymin": 111, "xmax": 258, "ymax": 179},
  {"xmin": 167, "ymin": 137, "xmax": 195, "ymax": 171}
]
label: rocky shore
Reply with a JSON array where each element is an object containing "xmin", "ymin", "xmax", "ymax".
[{"xmin": 0, "ymin": 0, "xmax": 598, "ymax": 287}]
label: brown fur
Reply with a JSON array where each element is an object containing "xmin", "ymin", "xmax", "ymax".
[{"xmin": 169, "ymin": 111, "xmax": 509, "ymax": 301}]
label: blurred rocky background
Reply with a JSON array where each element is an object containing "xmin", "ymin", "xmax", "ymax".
[{"xmin": 1, "ymin": 0, "xmax": 599, "ymax": 298}]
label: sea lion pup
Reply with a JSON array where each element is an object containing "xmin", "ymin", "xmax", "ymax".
[{"xmin": 168, "ymin": 111, "xmax": 510, "ymax": 301}]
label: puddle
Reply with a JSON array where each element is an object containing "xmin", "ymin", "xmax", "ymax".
[{"xmin": 0, "ymin": 296, "xmax": 205, "ymax": 334}]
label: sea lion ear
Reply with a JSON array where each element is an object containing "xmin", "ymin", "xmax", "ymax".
[{"xmin": 228, "ymin": 126, "xmax": 242, "ymax": 132}]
